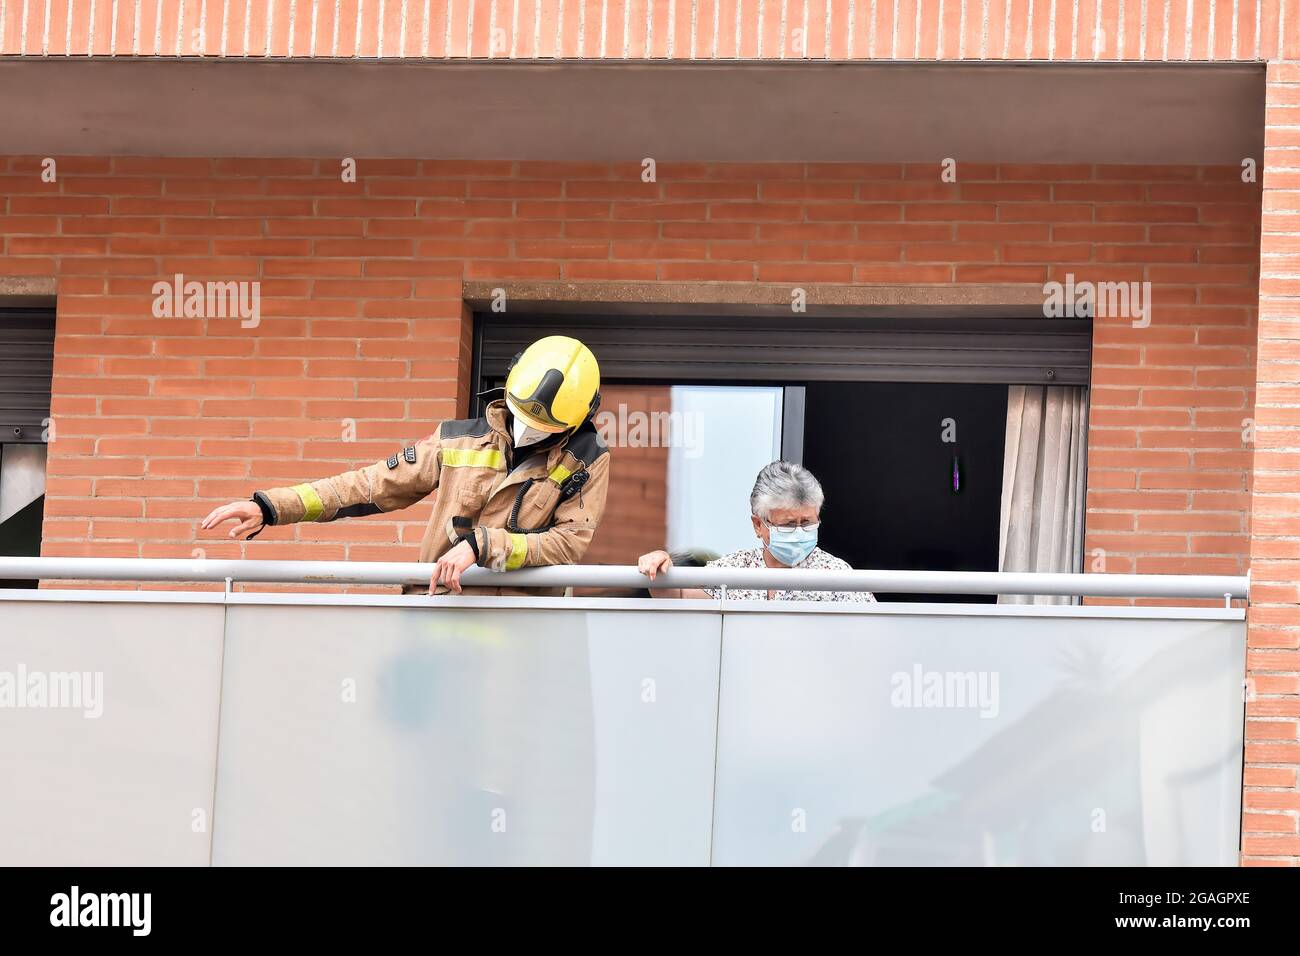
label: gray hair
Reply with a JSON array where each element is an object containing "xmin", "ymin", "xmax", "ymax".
[{"xmin": 749, "ymin": 461, "xmax": 824, "ymax": 519}]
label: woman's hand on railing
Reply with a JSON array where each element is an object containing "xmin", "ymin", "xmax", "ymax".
[
  {"xmin": 638, "ymin": 550, "xmax": 714, "ymax": 600},
  {"xmin": 638, "ymin": 550, "xmax": 673, "ymax": 580},
  {"xmin": 201, "ymin": 501, "xmax": 265, "ymax": 539}
]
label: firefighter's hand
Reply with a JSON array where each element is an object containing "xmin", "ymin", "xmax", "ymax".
[
  {"xmin": 430, "ymin": 539, "xmax": 477, "ymax": 595},
  {"xmin": 637, "ymin": 550, "xmax": 673, "ymax": 581},
  {"xmin": 201, "ymin": 500, "xmax": 264, "ymax": 539}
]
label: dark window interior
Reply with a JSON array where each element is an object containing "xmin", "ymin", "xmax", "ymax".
[
  {"xmin": 0, "ymin": 307, "xmax": 55, "ymax": 589},
  {"xmin": 803, "ymin": 382, "xmax": 1009, "ymax": 603},
  {"xmin": 0, "ymin": 491, "xmax": 43, "ymax": 589}
]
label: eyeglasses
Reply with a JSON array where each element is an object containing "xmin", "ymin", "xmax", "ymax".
[{"xmin": 759, "ymin": 517, "xmax": 821, "ymax": 532}]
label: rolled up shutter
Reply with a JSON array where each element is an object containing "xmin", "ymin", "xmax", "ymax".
[
  {"xmin": 475, "ymin": 313, "xmax": 1091, "ymax": 391},
  {"xmin": 0, "ymin": 308, "xmax": 56, "ymax": 444}
]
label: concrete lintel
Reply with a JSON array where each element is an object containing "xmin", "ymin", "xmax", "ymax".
[
  {"xmin": 462, "ymin": 280, "xmax": 1047, "ymax": 318},
  {"xmin": 0, "ymin": 276, "xmax": 57, "ymax": 305}
]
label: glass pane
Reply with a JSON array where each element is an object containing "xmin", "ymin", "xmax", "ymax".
[
  {"xmin": 585, "ymin": 384, "xmax": 782, "ymax": 566},
  {"xmin": 667, "ymin": 386, "xmax": 783, "ymax": 558}
]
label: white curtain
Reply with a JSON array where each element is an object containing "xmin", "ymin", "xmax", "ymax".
[{"xmin": 998, "ymin": 386, "xmax": 1088, "ymax": 605}]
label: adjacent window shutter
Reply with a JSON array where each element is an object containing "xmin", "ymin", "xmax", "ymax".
[
  {"xmin": 0, "ymin": 308, "xmax": 56, "ymax": 444},
  {"xmin": 476, "ymin": 313, "xmax": 1091, "ymax": 389}
]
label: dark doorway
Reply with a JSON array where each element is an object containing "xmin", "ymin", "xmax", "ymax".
[
  {"xmin": 803, "ymin": 382, "xmax": 1009, "ymax": 603},
  {"xmin": 0, "ymin": 493, "xmax": 43, "ymax": 589},
  {"xmin": 0, "ymin": 308, "xmax": 54, "ymax": 589}
]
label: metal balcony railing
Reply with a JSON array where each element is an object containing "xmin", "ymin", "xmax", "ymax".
[{"xmin": 0, "ymin": 556, "xmax": 1251, "ymax": 600}]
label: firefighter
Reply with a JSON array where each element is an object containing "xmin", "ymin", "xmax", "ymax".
[{"xmin": 200, "ymin": 335, "xmax": 610, "ymax": 595}]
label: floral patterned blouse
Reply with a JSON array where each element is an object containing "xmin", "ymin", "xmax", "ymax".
[{"xmin": 700, "ymin": 547, "xmax": 877, "ymax": 603}]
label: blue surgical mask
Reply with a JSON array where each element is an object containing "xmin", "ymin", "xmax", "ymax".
[{"xmin": 766, "ymin": 524, "xmax": 818, "ymax": 566}]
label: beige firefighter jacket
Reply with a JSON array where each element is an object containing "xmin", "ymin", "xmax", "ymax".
[{"xmin": 253, "ymin": 399, "xmax": 610, "ymax": 595}]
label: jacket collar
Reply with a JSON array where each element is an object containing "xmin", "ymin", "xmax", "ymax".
[{"xmin": 485, "ymin": 399, "xmax": 510, "ymax": 442}]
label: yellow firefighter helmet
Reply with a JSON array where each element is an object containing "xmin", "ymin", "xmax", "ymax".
[{"xmin": 505, "ymin": 335, "xmax": 601, "ymax": 433}]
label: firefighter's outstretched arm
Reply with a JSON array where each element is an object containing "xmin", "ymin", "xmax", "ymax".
[
  {"xmin": 201, "ymin": 433, "xmax": 443, "ymax": 538},
  {"xmin": 477, "ymin": 451, "xmax": 610, "ymax": 571}
]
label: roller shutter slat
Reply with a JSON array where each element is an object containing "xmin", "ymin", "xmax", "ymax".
[
  {"xmin": 477, "ymin": 314, "xmax": 1091, "ymax": 388},
  {"xmin": 0, "ymin": 309, "xmax": 56, "ymax": 444}
]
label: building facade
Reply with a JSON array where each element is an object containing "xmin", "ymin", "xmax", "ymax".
[{"xmin": 0, "ymin": 2, "xmax": 1297, "ymax": 864}]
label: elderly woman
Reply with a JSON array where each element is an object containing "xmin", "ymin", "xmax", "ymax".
[{"xmin": 637, "ymin": 460, "xmax": 875, "ymax": 603}]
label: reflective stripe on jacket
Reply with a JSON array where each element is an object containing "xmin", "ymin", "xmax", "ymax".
[{"xmin": 254, "ymin": 399, "xmax": 610, "ymax": 594}]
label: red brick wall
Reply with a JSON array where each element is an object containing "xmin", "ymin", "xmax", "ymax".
[
  {"xmin": 1083, "ymin": 166, "xmax": 1261, "ymax": 585},
  {"xmin": 0, "ymin": 158, "xmax": 1259, "ymax": 586},
  {"xmin": 1246, "ymin": 64, "xmax": 1300, "ymax": 866},
  {"xmin": 3, "ymin": 0, "xmax": 1295, "ymax": 61},
  {"xmin": 586, "ymin": 384, "xmax": 670, "ymax": 565}
]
